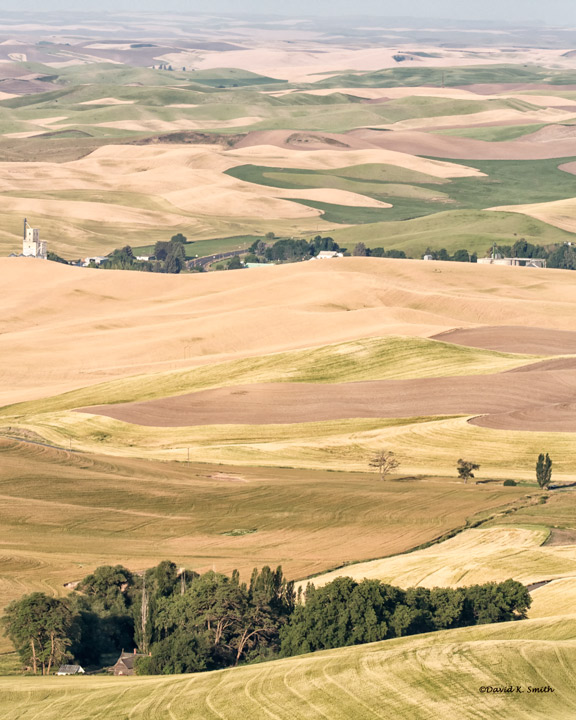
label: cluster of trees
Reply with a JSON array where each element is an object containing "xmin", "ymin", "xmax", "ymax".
[
  {"xmin": 457, "ymin": 454, "xmax": 553, "ymax": 487},
  {"xmin": 423, "ymin": 247, "xmax": 478, "ymax": 262},
  {"xmin": 280, "ymin": 577, "xmax": 531, "ymax": 656},
  {"xmin": 246, "ymin": 235, "xmax": 344, "ymax": 263},
  {"xmin": 352, "ymin": 243, "xmax": 406, "ymax": 258},
  {"xmin": 3, "ymin": 563, "xmax": 295, "ymax": 675},
  {"xmin": 96, "ymin": 235, "xmax": 190, "ymax": 274},
  {"xmin": 491, "ymin": 239, "xmax": 576, "ymax": 270},
  {"xmin": 3, "ymin": 562, "xmax": 531, "ymax": 676}
]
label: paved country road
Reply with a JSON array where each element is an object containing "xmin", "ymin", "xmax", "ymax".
[{"xmin": 187, "ymin": 249, "xmax": 244, "ymax": 270}]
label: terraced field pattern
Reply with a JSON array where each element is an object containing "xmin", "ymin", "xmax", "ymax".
[{"xmin": 2, "ymin": 10, "xmax": 576, "ymax": 720}]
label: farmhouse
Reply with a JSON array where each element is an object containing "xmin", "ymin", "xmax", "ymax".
[
  {"xmin": 82, "ymin": 256, "xmax": 107, "ymax": 266},
  {"xmin": 57, "ymin": 664, "xmax": 85, "ymax": 676},
  {"xmin": 112, "ymin": 650, "xmax": 148, "ymax": 676},
  {"xmin": 311, "ymin": 251, "xmax": 343, "ymax": 260},
  {"xmin": 477, "ymin": 247, "xmax": 547, "ymax": 268},
  {"xmin": 477, "ymin": 256, "xmax": 547, "ymax": 268}
]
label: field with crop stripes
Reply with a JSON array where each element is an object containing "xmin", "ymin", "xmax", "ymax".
[{"xmin": 1, "ymin": 616, "xmax": 576, "ymax": 719}]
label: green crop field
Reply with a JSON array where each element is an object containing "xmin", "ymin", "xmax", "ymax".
[
  {"xmin": 1, "ymin": 61, "xmax": 575, "ymax": 258},
  {"xmin": 1, "ymin": 336, "xmax": 540, "ymax": 418},
  {"xmin": 312, "ymin": 63, "xmax": 576, "ymax": 88},
  {"xmin": 330, "ymin": 209, "xmax": 576, "ymax": 255},
  {"xmin": 433, "ymin": 123, "xmax": 548, "ymax": 141}
]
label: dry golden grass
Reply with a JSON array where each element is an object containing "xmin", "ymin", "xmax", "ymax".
[
  {"xmin": 489, "ymin": 196, "xmax": 576, "ymax": 233},
  {"xmin": 530, "ymin": 579, "xmax": 576, "ymax": 618},
  {"xmin": 3, "ymin": 257, "xmax": 576, "ymax": 406},
  {"xmin": 297, "ymin": 523, "xmax": 576, "ymax": 593},
  {"xmin": 0, "ymin": 142, "xmax": 482, "ymax": 256},
  {"xmin": 0, "ymin": 437, "xmax": 523, "ymax": 651},
  {"xmin": 2, "ymin": 616, "xmax": 576, "ymax": 719}
]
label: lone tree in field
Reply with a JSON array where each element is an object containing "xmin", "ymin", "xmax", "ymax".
[
  {"xmin": 369, "ymin": 450, "xmax": 400, "ymax": 480},
  {"xmin": 536, "ymin": 453, "xmax": 552, "ymax": 489},
  {"xmin": 457, "ymin": 459, "xmax": 480, "ymax": 483}
]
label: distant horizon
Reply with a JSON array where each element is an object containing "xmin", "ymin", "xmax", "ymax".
[{"xmin": 0, "ymin": 1, "xmax": 575, "ymax": 27}]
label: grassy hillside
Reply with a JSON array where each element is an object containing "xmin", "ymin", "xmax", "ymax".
[
  {"xmin": 301, "ymin": 524, "xmax": 576, "ymax": 591},
  {"xmin": 0, "ymin": 437, "xmax": 523, "ymax": 648},
  {"xmin": 331, "ymin": 210, "xmax": 576, "ymax": 255},
  {"xmin": 2, "ymin": 616, "xmax": 576, "ymax": 719},
  {"xmin": 311, "ymin": 64, "xmax": 576, "ymax": 88},
  {"xmin": 1, "ymin": 336, "xmax": 539, "ymax": 417},
  {"xmin": 434, "ymin": 123, "xmax": 548, "ymax": 141}
]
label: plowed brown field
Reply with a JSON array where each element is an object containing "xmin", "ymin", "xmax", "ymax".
[{"xmin": 81, "ymin": 363, "xmax": 576, "ymax": 432}]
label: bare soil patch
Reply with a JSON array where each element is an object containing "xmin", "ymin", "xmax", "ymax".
[
  {"xmin": 457, "ymin": 83, "xmax": 576, "ymax": 94},
  {"xmin": 469, "ymin": 403, "xmax": 576, "ymax": 432},
  {"xmin": 432, "ymin": 326, "xmax": 576, "ymax": 355},
  {"xmin": 80, "ymin": 365, "xmax": 576, "ymax": 432},
  {"xmin": 545, "ymin": 528, "xmax": 576, "ymax": 546},
  {"xmin": 349, "ymin": 128, "xmax": 576, "ymax": 160},
  {"xmin": 234, "ymin": 129, "xmax": 376, "ymax": 152}
]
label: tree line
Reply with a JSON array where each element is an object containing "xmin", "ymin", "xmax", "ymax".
[
  {"xmin": 370, "ymin": 450, "xmax": 554, "ymax": 489},
  {"xmin": 3, "ymin": 561, "xmax": 530, "ymax": 676},
  {"xmin": 493, "ymin": 238, "xmax": 576, "ymax": 270},
  {"xmin": 97, "ymin": 234, "xmax": 191, "ymax": 274},
  {"xmin": 245, "ymin": 234, "xmax": 345, "ymax": 263}
]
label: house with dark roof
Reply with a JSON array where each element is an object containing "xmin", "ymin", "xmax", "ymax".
[{"xmin": 112, "ymin": 650, "xmax": 148, "ymax": 676}]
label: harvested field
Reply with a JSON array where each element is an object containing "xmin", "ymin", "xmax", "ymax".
[
  {"xmin": 432, "ymin": 326, "xmax": 576, "ymax": 354},
  {"xmin": 349, "ymin": 128, "xmax": 576, "ymax": 160},
  {"xmin": 4, "ymin": 259, "xmax": 576, "ymax": 407},
  {"xmin": 80, "ymin": 366, "xmax": 576, "ymax": 432},
  {"xmin": 299, "ymin": 525, "xmax": 576, "ymax": 592},
  {"xmin": 489, "ymin": 196, "xmax": 576, "ymax": 233},
  {"xmin": 530, "ymin": 578, "xmax": 576, "ymax": 619},
  {"xmin": 3, "ymin": 617, "xmax": 576, "ymax": 720},
  {"xmin": 0, "ymin": 437, "xmax": 520, "ymax": 650},
  {"xmin": 8, "ymin": 411, "xmax": 576, "ymax": 478}
]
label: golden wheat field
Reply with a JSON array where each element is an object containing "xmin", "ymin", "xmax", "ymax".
[
  {"xmin": 2, "ymin": 616, "xmax": 576, "ymax": 720},
  {"xmin": 0, "ymin": 436, "xmax": 527, "ymax": 650},
  {"xmin": 2, "ymin": 9, "xmax": 576, "ymax": 717}
]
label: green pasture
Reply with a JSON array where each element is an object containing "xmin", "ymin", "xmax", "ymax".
[
  {"xmin": 433, "ymin": 123, "xmax": 548, "ymax": 141},
  {"xmin": 310, "ymin": 63, "xmax": 576, "ymax": 89},
  {"xmin": 331, "ymin": 209, "xmax": 576, "ymax": 256}
]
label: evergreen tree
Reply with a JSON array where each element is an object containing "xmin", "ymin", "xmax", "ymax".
[{"xmin": 536, "ymin": 453, "xmax": 552, "ymax": 489}]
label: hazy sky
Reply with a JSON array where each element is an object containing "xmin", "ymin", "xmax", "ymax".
[{"xmin": 2, "ymin": 0, "xmax": 576, "ymax": 25}]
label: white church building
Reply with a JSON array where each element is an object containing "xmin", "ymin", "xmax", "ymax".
[{"xmin": 22, "ymin": 218, "xmax": 47, "ymax": 259}]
